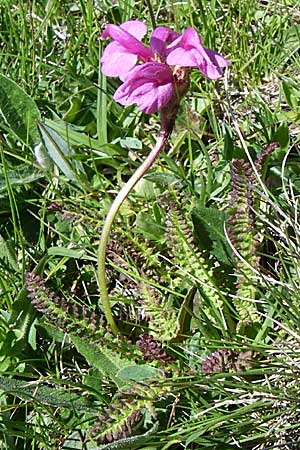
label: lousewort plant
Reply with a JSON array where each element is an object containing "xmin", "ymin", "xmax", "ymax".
[{"xmin": 98, "ymin": 20, "xmax": 230, "ymax": 334}]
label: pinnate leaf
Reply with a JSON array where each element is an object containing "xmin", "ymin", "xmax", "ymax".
[{"xmin": 0, "ymin": 74, "xmax": 40, "ymax": 146}]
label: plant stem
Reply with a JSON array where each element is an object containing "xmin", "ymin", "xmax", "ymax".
[
  {"xmin": 145, "ymin": 0, "xmax": 156, "ymax": 30},
  {"xmin": 97, "ymin": 131, "xmax": 170, "ymax": 334}
]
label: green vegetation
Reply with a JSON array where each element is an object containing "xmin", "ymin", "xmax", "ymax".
[{"xmin": 1, "ymin": 0, "xmax": 300, "ymax": 449}]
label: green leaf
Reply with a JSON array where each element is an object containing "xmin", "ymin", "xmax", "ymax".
[
  {"xmin": 192, "ymin": 207, "xmax": 231, "ymax": 264},
  {"xmin": 0, "ymin": 256, "xmax": 48, "ymax": 370},
  {"xmin": 117, "ymin": 365, "xmax": 163, "ymax": 381},
  {"xmin": 94, "ymin": 422, "xmax": 159, "ymax": 450},
  {"xmin": 282, "ymin": 81, "xmax": 299, "ymax": 111},
  {"xmin": 272, "ymin": 122, "xmax": 290, "ymax": 151},
  {"xmin": 47, "ymin": 247, "xmax": 85, "ymax": 258},
  {"xmin": 83, "ymin": 368, "xmax": 105, "ymax": 392},
  {"xmin": 0, "ymin": 234, "xmax": 18, "ymax": 271},
  {"xmin": 37, "ymin": 121, "xmax": 87, "ymax": 182},
  {"xmin": 119, "ymin": 137, "xmax": 142, "ymax": 150},
  {"xmin": 0, "ymin": 74, "xmax": 40, "ymax": 146},
  {"xmin": 0, "ymin": 376, "xmax": 98, "ymax": 412},
  {"xmin": 177, "ymin": 286, "xmax": 197, "ymax": 339},
  {"xmin": 223, "ymin": 124, "xmax": 234, "ymax": 161},
  {"xmin": 7, "ymin": 256, "xmax": 48, "ymax": 344},
  {"xmin": 70, "ymin": 334, "xmax": 125, "ymax": 388},
  {"xmin": 191, "ymin": 96, "xmax": 211, "ymax": 115},
  {"xmin": 145, "ymin": 172, "xmax": 178, "ymax": 186},
  {"xmin": 45, "ymin": 118, "xmax": 126, "ymax": 157},
  {"xmin": 0, "ymin": 163, "xmax": 43, "ymax": 198},
  {"xmin": 285, "ymin": 24, "xmax": 300, "ymax": 52}
]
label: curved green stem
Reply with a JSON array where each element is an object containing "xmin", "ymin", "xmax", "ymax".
[{"xmin": 97, "ymin": 131, "xmax": 170, "ymax": 334}]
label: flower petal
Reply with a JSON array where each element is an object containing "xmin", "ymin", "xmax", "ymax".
[
  {"xmin": 166, "ymin": 47, "xmax": 197, "ymax": 67},
  {"xmin": 119, "ymin": 20, "xmax": 148, "ymax": 40},
  {"xmin": 101, "ymin": 22, "xmax": 152, "ymax": 61},
  {"xmin": 198, "ymin": 59, "xmax": 223, "ymax": 79},
  {"xmin": 100, "ymin": 42, "xmax": 138, "ymax": 77},
  {"xmin": 167, "ymin": 27, "xmax": 230, "ymax": 80},
  {"xmin": 113, "ymin": 62, "xmax": 174, "ymax": 113},
  {"xmin": 204, "ymin": 47, "xmax": 231, "ymax": 68},
  {"xmin": 181, "ymin": 27, "xmax": 203, "ymax": 49},
  {"xmin": 150, "ymin": 27, "xmax": 180, "ymax": 58}
]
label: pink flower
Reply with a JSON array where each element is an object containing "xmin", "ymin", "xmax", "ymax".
[
  {"xmin": 166, "ymin": 28, "xmax": 230, "ymax": 80},
  {"xmin": 101, "ymin": 21, "xmax": 179, "ymax": 79},
  {"xmin": 101, "ymin": 20, "xmax": 230, "ymax": 114},
  {"xmin": 114, "ymin": 62, "xmax": 174, "ymax": 114}
]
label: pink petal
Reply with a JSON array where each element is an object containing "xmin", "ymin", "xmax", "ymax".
[
  {"xmin": 166, "ymin": 47, "xmax": 197, "ymax": 67},
  {"xmin": 192, "ymin": 46, "xmax": 230, "ymax": 79},
  {"xmin": 198, "ymin": 60, "xmax": 223, "ymax": 79},
  {"xmin": 101, "ymin": 23, "xmax": 152, "ymax": 61},
  {"xmin": 205, "ymin": 47, "xmax": 231, "ymax": 68},
  {"xmin": 180, "ymin": 27, "xmax": 203, "ymax": 49},
  {"xmin": 100, "ymin": 42, "xmax": 138, "ymax": 77},
  {"xmin": 113, "ymin": 62, "xmax": 174, "ymax": 113},
  {"xmin": 167, "ymin": 27, "xmax": 206, "ymax": 67},
  {"xmin": 119, "ymin": 20, "xmax": 148, "ymax": 40},
  {"xmin": 167, "ymin": 27, "xmax": 230, "ymax": 80},
  {"xmin": 150, "ymin": 27, "xmax": 180, "ymax": 57},
  {"xmin": 167, "ymin": 28, "xmax": 206, "ymax": 67}
]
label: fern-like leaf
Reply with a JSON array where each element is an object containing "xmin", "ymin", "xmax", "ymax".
[
  {"xmin": 227, "ymin": 159, "xmax": 260, "ymax": 323},
  {"xmin": 139, "ymin": 281, "xmax": 179, "ymax": 342},
  {"xmin": 25, "ymin": 272, "xmax": 142, "ymax": 385},
  {"xmin": 90, "ymin": 391, "xmax": 157, "ymax": 446},
  {"xmin": 165, "ymin": 199, "xmax": 228, "ymax": 332}
]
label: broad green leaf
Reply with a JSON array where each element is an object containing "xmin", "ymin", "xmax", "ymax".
[
  {"xmin": 45, "ymin": 118, "xmax": 126, "ymax": 157},
  {"xmin": 135, "ymin": 210, "xmax": 165, "ymax": 240},
  {"xmin": 0, "ymin": 375, "xmax": 98, "ymax": 412},
  {"xmin": 70, "ymin": 334, "xmax": 125, "ymax": 388},
  {"xmin": 117, "ymin": 365, "xmax": 163, "ymax": 381},
  {"xmin": 0, "ymin": 74, "xmax": 40, "ymax": 146},
  {"xmin": 37, "ymin": 121, "xmax": 86, "ymax": 182},
  {"xmin": 272, "ymin": 122, "xmax": 290, "ymax": 151},
  {"xmin": 285, "ymin": 24, "xmax": 300, "ymax": 52},
  {"xmin": 192, "ymin": 207, "xmax": 231, "ymax": 264},
  {"xmin": 134, "ymin": 178, "xmax": 159, "ymax": 198},
  {"xmin": 277, "ymin": 110, "xmax": 300, "ymax": 123},
  {"xmin": 47, "ymin": 247, "xmax": 85, "ymax": 258},
  {"xmin": 83, "ymin": 368, "xmax": 105, "ymax": 392},
  {"xmin": 0, "ymin": 163, "xmax": 43, "ymax": 198},
  {"xmin": 145, "ymin": 172, "xmax": 178, "ymax": 186},
  {"xmin": 119, "ymin": 137, "xmax": 142, "ymax": 150},
  {"xmin": 282, "ymin": 81, "xmax": 299, "ymax": 111}
]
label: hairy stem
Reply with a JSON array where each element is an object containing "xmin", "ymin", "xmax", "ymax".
[{"xmin": 97, "ymin": 131, "xmax": 170, "ymax": 334}]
